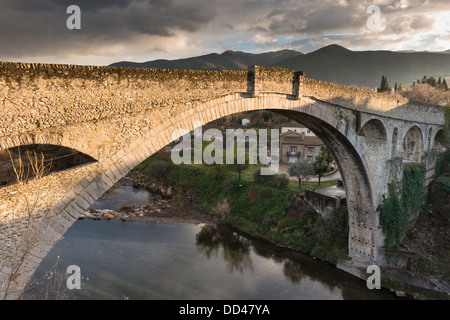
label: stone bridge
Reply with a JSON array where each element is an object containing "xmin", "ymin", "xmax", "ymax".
[{"xmin": 0, "ymin": 62, "xmax": 445, "ymax": 299}]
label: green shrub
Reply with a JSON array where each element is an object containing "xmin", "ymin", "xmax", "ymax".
[
  {"xmin": 146, "ymin": 160, "xmax": 172, "ymax": 186},
  {"xmin": 253, "ymin": 169, "xmax": 290, "ymax": 189},
  {"xmin": 253, "ymin": 168, "xmax": 275, "ymax": 186},
  {"xmin": 378, "ymin": 163, "xmax": 426, "ymax": 257},
  {"xmin": 273, "ymin": 174, "xmax": 290, "ymax": 189}
]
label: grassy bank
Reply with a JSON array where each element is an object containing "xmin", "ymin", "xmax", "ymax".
[{"xmin": 132, "ymin": 153, "xmax": 349, "ymax": 265}]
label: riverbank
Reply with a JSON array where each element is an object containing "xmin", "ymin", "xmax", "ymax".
[
  {"xmin": 80, "ymin": 186, "xmax": 220, "ymax": 226},
  {"xmin": 80, "ymin": 154, "xmax": 449, "ymax": 300}
]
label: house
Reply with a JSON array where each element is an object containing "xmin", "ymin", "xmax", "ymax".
[
  {"xmin": 280, "ymin": 129, "xmax": 324, "ymax": 164},
  {"xmin": 305, "ymin": 179, "xmax": 347, "ymax": 215},
  {"xmin": 280, "ymin": 126, "xmax": 316, "ymax": 136}
]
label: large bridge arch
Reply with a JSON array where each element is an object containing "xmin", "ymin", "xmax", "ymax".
[{"xmin": 0, "ymin": 93, "xmax": 385, "ymax": 299}]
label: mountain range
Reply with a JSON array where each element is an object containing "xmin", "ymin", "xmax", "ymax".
[
  {"xmin": 110, "ymin": 44, "xmax": 450, "ymax": 88},
  {"xmin": 110, "ymin": 49, "xmax": 303, "ymax": 71}
]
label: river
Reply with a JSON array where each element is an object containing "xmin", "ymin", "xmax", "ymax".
[{"xmin": 23, "ymin": 179, "xmax": 408, "ymax": 300}]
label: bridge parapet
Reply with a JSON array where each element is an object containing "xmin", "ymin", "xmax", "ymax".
[
  {"xmin": 0, "ymin": 62, "xmax": 249, "ymax": 137},
  {"xmin": 302, "ymin": 77, "xmax": 444, "ymax": 125}
]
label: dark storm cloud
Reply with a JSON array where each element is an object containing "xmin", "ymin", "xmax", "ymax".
[{"xmin": 0, "ymin": 0, "xmax": 216, "ymax": 58}]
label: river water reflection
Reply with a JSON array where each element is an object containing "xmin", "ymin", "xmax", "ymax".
[{"xmin": 25, "ymin": 180, "xmax": 405, "ymax": 300}]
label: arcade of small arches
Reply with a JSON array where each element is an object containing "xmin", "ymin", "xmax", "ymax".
[{"xmin": 357, "ymin": 118, "xmax": 443, "ymax": 160}]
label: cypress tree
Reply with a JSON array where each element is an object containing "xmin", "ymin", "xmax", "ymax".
[
  {"xmin": 443, "ymin": 78, "xmax": 448, "ymax": 91},
  {"xmin": 427, "ymin": 76, "xmax": 437, "ymax": 87},
  {"xmin": 378, "ymin": 75, "xmax": 391, "ymax": 93}
]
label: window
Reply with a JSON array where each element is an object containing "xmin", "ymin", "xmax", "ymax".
[
  {"xmin": 307, "ymin": 156, "xmax": 313, "ymax": 163},
  {"xmin": 290, "ymin": 146, "xmax": 297, "ymax": 153},
  {"xmin": 307, "ymin": 146, "xmax": 315, "ymax": 152}
]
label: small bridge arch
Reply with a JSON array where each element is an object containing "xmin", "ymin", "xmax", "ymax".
[
  {"xmin": 358, "ymin": 119, "xmax": 387, "ymax": 141},
  {"xmin": 400, "ymin": 125, "xmax": 425, "ymax": 162}
]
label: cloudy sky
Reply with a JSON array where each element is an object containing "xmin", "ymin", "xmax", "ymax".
[{"xmin": 0, "ymin": 0, "xmax": 449, "ymax": 66}]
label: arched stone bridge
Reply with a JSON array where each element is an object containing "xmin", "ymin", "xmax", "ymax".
[{"xmin": 0, "ymin": 62, "xmax": 445, "ymax": 299}]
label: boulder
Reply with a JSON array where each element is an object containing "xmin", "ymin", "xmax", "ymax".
[{"xmin": 104, "ymin": 213, "xmax": 115, "ymax": 220}]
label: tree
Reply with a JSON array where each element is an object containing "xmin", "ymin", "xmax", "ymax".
[
  {"xmin": 321, "ymin": 147, "xmax": 334, "ymax": 167},
  {"xmin": 229, "ymin": 155, "xmax": 249, "ymax": 181},
  {"xmin": 400, "ymin": 83, "xmax": 449, "ymax": 105},
  {"xmin": 262, "ymin": 112, "xmax": 272, "ymax": 122},
  {"xmin": 2, "ymin": 149, "xmax": 61, "ymax": 299},
  {"xmin": 288, "ymin": 160, "xmax": 315, "ymax": 189},
  {"xmin": 419, "ymin": 75, "xmax": 445, "ymax": 89},
  {"xmin": 422, "ymin": 75, "xmax": 428, "ymax": 84},
  {"xmin": 226, "ymin": 142, "xmax": 249, "ymax": 181},
  {"xmin": 426, "ymin": 76, "xmax": 437, "ymax": 88},
  {"xmin": 377, "ymin": 75, "xmax": 391, "ymax": 93},
  {"xmin": 313, "ymin": 155, "xmax": 329, "ymax": 185}
]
